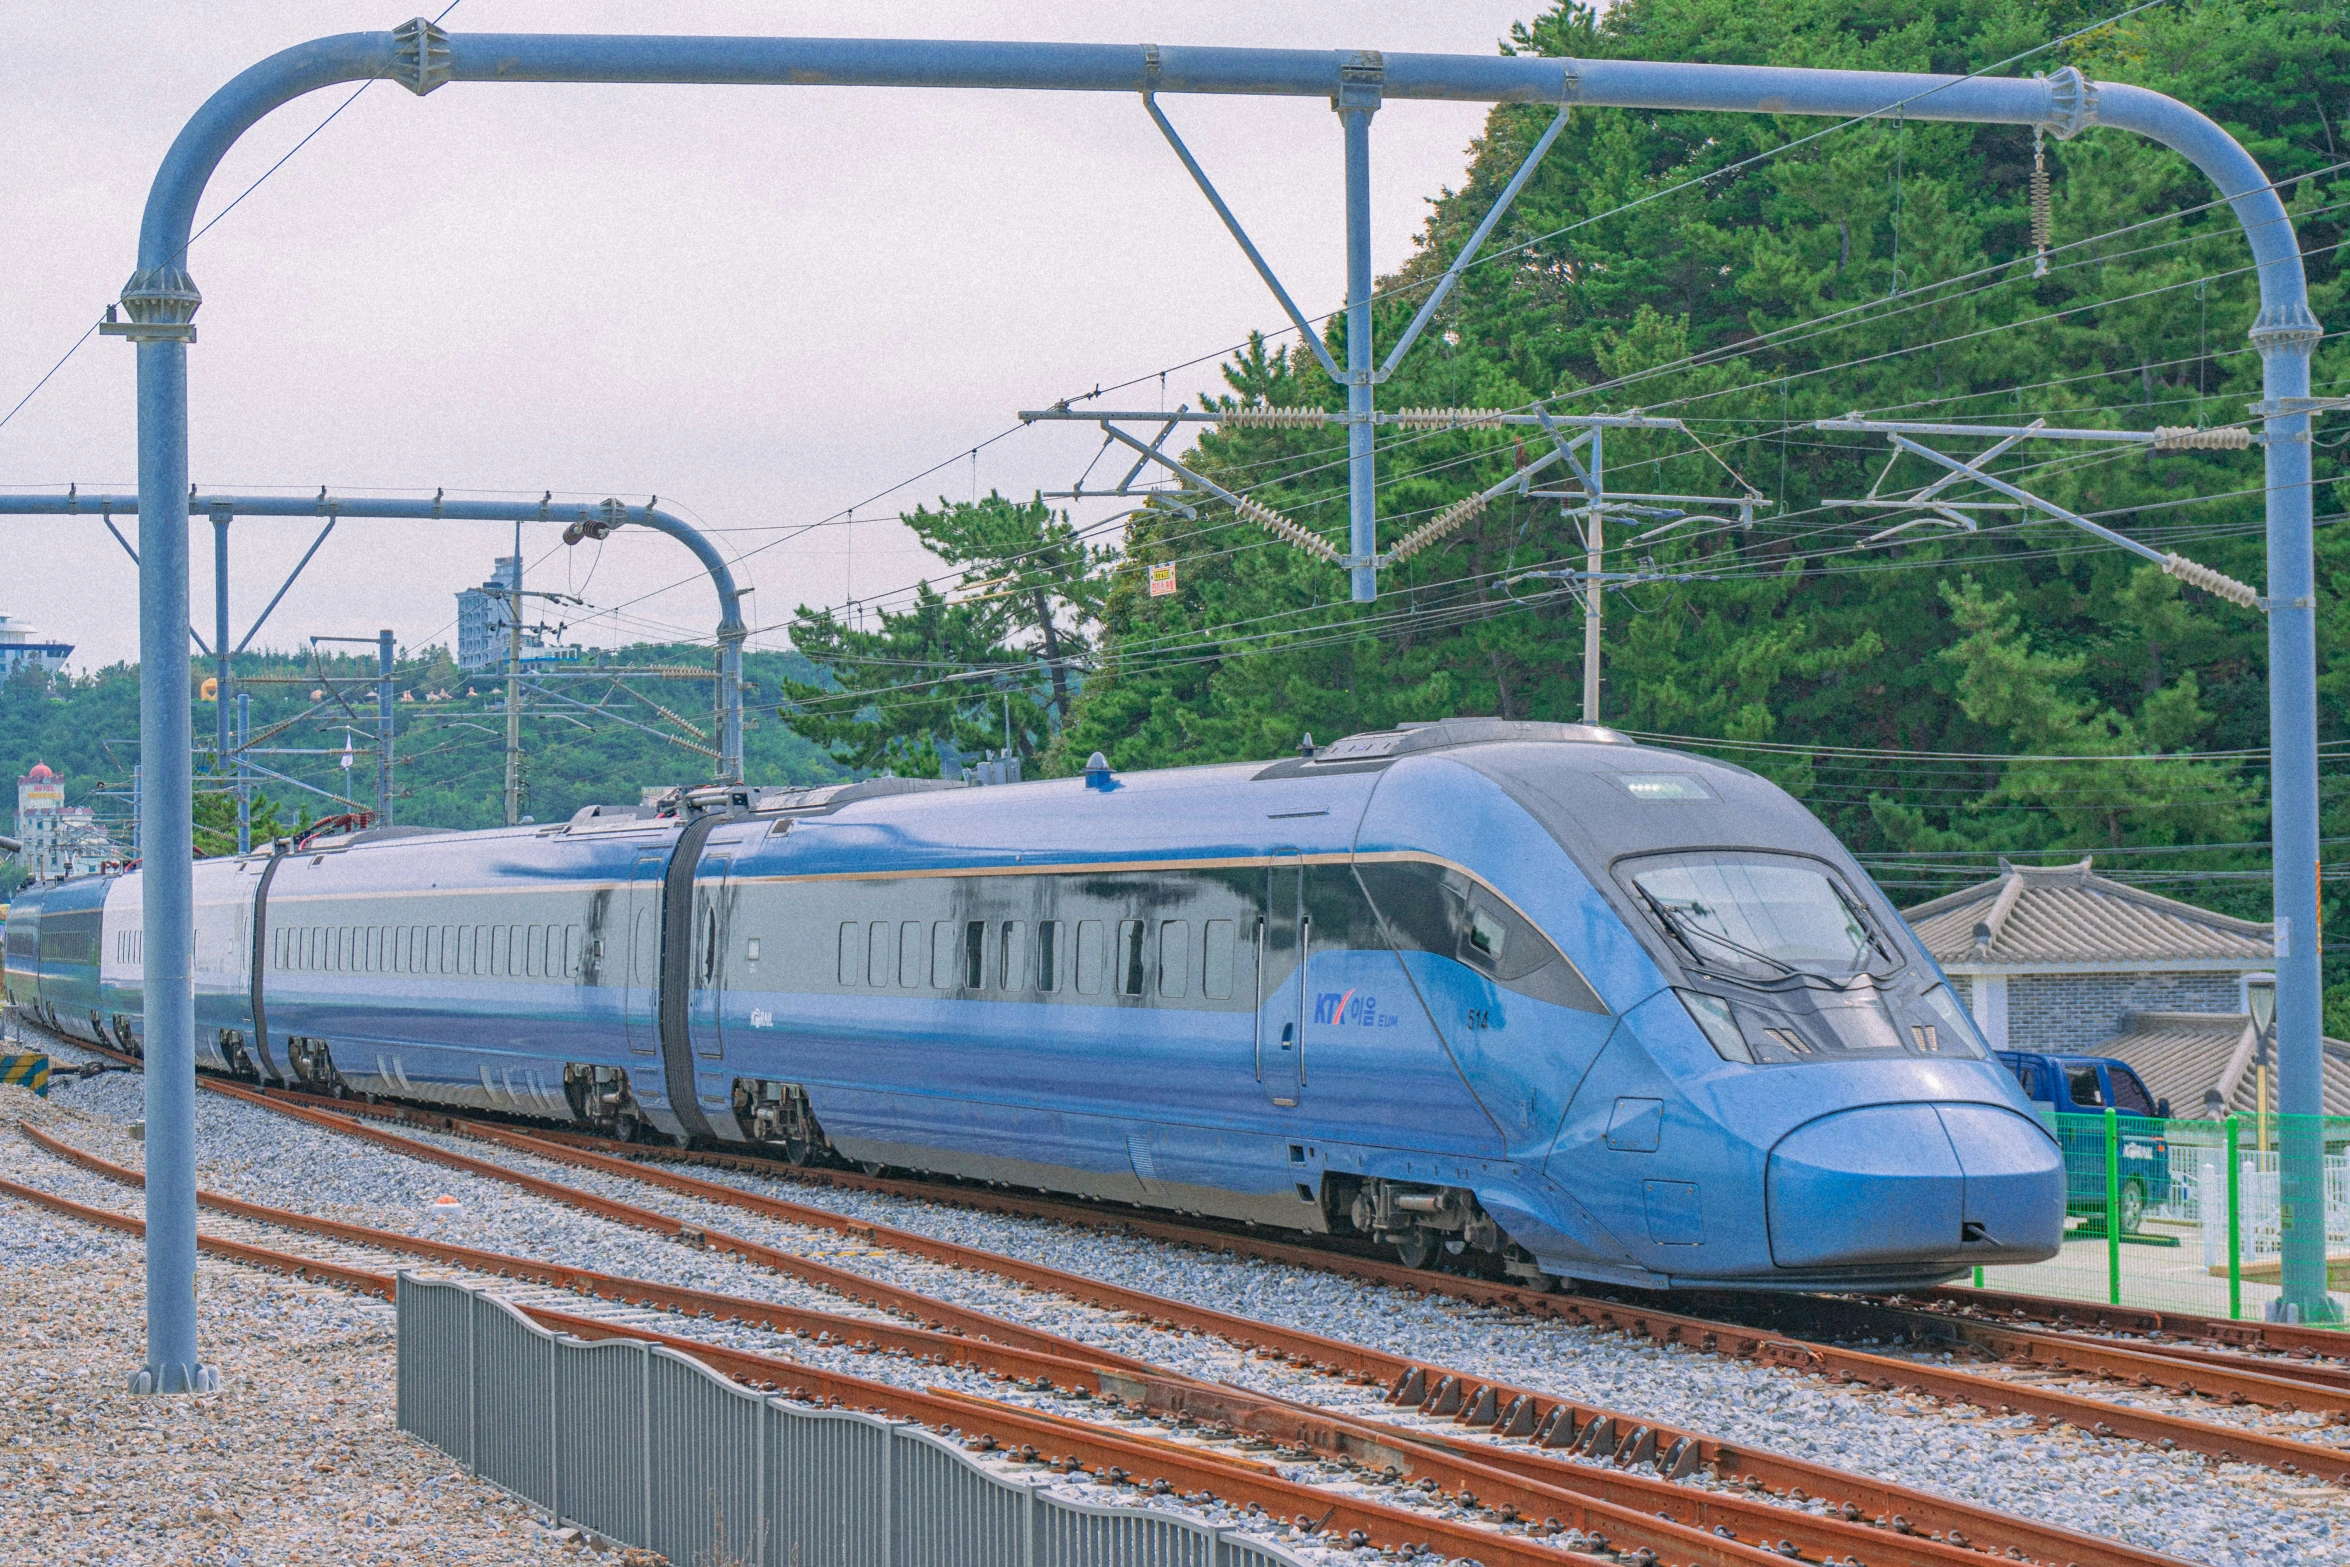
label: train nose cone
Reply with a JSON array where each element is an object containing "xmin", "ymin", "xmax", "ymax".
[{"xmin": 1767, "ymin": 1104, "xmax": 2062, "ymax": 1270}]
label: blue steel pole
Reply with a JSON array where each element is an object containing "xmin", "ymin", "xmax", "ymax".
[
  {"xmin": 132, "ymin": 331, "xmax": 213, "ymax": 1395},
  {"xmin": 1340, "ymin": 67, "xmax": 1379, "ymax": 603},
  {"xmin": 2257, "ymin": 325, "xmax": 2329, "ymax": 1320}
]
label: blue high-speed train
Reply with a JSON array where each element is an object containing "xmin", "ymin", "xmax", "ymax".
[{"xmin": 3, "ymin": 719, "xmax": 2063, "ymax": 1291}]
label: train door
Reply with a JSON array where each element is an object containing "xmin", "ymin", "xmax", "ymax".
[
  {"xmin": 689, "ymin": 857, "xmax": 730, "ymax": 1059},
  {"xmin": 1257, "ymin": 851, "xmax": 1306, "ymax": 1108},
  {"xmin": 623, "ymin": 853, "xmax": 664, "ymax": 1056}
]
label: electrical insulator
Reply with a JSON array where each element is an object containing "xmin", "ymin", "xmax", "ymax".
[
  {"xmin": 1231, "ymin": 493, "xmax": 1342, "ymax": 564},
  {"xmin": 2151, "ymin": 425, "xmax": 2255, "ymax": 451},
  {"xmin": 1387, "ymin": 490, "xmax": 1494, "ymax": 563},
  {"xmin": 2030, "ymin": 127, "xmax": 2052, "ymax": 279},
  {"xmin": 2161, "ymin": 551, "xmax": 2260, "ymax": 609}
]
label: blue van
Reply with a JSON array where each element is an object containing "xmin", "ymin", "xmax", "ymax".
[{"xmin": 1995, "ymin": 1052, "xmax": 2170, "ymax": 1235}]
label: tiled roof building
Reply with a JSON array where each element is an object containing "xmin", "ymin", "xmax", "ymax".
[{"xmin": 1901, "ymin": 857, "xmax": 2272, "ymax": 1057}]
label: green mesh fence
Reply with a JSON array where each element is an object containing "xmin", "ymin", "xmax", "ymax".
[{"xmin": 1963, "ymin": 1111, "xmax": 2350, "ymax": 1326}]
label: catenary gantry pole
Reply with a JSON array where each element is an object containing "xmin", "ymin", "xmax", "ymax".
[{"xmin": 107, "ymin": 26, "xmax": 2328, "ymax": 1392}]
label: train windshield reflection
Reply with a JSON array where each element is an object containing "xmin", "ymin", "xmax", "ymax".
[{"xmin": 1625, "ymin": 854, "xmax": 1894, "ymax": 983}]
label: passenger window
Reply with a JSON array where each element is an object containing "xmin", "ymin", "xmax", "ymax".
[
  {"xmin": 1037, "ymin": 921, "xmax": 1062, "ymax": 993},
  {"xmin": 1203, "ymin": 919, "xmax": 1235, "ymax": 999},
  {"xmin": 566, "ymin": 924, "xmax": 580, "ymax": 976},
  {"xmin": 1119, "ymin": 920, "xmax": 1146, "ymax": 997},
  {"xmin": 529, "ymin": 925, "xmax": 546, "ymax": 979},
  {"xmin": 899, "ymin": 921, "xmax": 924, "ymax": 990},
  {"xmin": 867, "ymin": 921, "xmax": 891, "ymax": 987},
  {"xmin": 1159, "ymin": 920, "xmax": 1189, "ymax": 998},
  {"xmin": 1001, "ymin": 922, "xmax": 1025, "ymax": 991},
  {"xmin": 964, "ymin": 921, "xmax": 987, "ymax": 989},
  {"xmin": 492, "ymin": 925, "xmax": 510, "ymax": 978},
  {"xmin": 510, "ymin": 925, "xmax": 525, "ymax": 976},
  {"xmin": 839, "ymin": 922, "xmax": 859, "ymax": 985},
  {"xmin": 2065, "ymin": 1064, "xmax": 2105, "ymax": 1108},
  {"xmin": 1076, "ymin": 920, "xmax": 1106, "ymax": 995},
  {"xmin": 931, "ymin": 921, "xmax": 959, "ymax": 988}
]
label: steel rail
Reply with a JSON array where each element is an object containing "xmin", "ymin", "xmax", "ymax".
[
  {"xmin": 433, "ymin": 1104, "xmax": 2350, "ymax": 1482},
  {"xmin": 1921, "ymin": 1285, "xmax": 2350, "ymax": 1365},
  {"xmin": 2, "ymin": 1168, "xmax": 1755, "ymax": 1567},
  {"xmin": 164, "ymin": 1073, "xmax": 2201, "ymax": 1567},
  {"xmin": 4, "ymin": 1036, "xmax": 2230, "ymax": 1562},
  {"xmin": 14, "ymin": 1119, "xmax": 1111, "ymax": 1392},
  {"xmin": 0, "ymin": 1125, "xmax": 1853, "ymax": 1567},
  {"xmin": 1676, "ymin": 1289, "xmax": 2350, "ymax": 1419}
]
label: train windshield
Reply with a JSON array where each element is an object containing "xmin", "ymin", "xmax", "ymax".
[{"xmin": 1622, "ymin": 852, "xmax": 1896, "ymax": 983}]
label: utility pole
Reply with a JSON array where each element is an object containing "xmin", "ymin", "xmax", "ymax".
[
  {"xmin": 1581, "ymin": 428, "xmax": 1606, "ymax": 724},
  {"xmin": 376, "ymin": 629, "xmax": 395, "ymax": 827},
  {"xmin": 234, "ymin": 690, "xmax": 250, "ymax": 854},
  {"xmin": 505, "ymin": 523, "xmax": 523, "ymax": 826},
  {"xmin": 212, "ymin": 510, "xmax": 231, "ymax": 779}
]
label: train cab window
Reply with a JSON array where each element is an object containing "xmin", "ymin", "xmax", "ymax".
[
  {"xmin": 931, "ymin": 921, "xmax": 959, "ymax": 988},
  {"xmin": 2111, "ymin": 1067, "xmax": 2157, "ymax": 1117},
  {"xmin": 1075, "ymin": 920, "xmax": 1106, "ymax": 994},
  {"xmin": 1158, "ymin": 920, "xmax": 1189, "ymax": 998},
  {"xmin": 963, "ymin": 920, "xmax": 988, "ymax": 989},
  {"xmin": 1203, "ymin": 919, "xmax": 1236, "ymax": 999},
  {"xmin": 2064, "ymin": 1063, "xmax": 2105, "ymax": 1108},
  {"xmin": 1356, "ymin": 860, "xmax": 1607, "ymax": 1015},
  {"xmin": 1037, "ymin": 921, "xmax": 1063, "ymax": 993},
  {"xmin": 867, "ymin": 921, "xmax": 892, "ymax": 987},
  {"xmin": 1001, "ymin": 922, "xmax": 1026, "ymax": 991},
  {"xmin": 839, "ymin": 923, "xmax": 860, "ymax": 985},
  {"xmin": 1118, "ymin": 921, "xmax": 1147, "ymax": 997},
  {"xmin": 898, "ymin": 921, "xmax": 924, "ymax": 990}
]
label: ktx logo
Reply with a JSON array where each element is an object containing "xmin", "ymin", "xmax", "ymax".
[{"xmin": 1314, "ymin": 988, "xmax": 1373, "ymax": 1025}]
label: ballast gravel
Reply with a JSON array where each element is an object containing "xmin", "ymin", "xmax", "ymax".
[{"xmin": 15, "ymin": 1036, "xmax": 2350, "ymax": 1565}]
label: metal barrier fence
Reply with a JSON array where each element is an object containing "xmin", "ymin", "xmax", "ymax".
[
  {"xmin": 394, "ymin": 1274, "xmax": 1312, "ymax": 1567},
  {"xmin": 1969, "ymin": 1111, "xmax": 2350, "ymax": 1325}
]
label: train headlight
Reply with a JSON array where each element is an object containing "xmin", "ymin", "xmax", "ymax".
[{"xmin": 1677, "ymin": 989, "xmax": 1753, "ymax": 1063}]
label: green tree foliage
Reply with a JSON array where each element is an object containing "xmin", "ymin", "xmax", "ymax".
[
  {"xmin": 781, "ymin": 493, "xmax": 1111, "ymax": 775},
  {"xmin": 1037, "ymin": 0, "xmax": 2345, "ymax": 1013},
  {"xmin": 0, "ymin": 643, "xmax": 844, "ymax": 857}
]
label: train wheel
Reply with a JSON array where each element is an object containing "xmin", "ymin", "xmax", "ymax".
[{"xmin": 1395, "ymin": 1232, "xmax": 1437, "ymax": 1270}]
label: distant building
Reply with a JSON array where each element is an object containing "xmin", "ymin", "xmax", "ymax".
[
  {"xmin": 455, "ymin": 556, "xmax": 541, "ymax": 671},
  {"xmin": 0, "ymin": 614, "xmax": 72, "ymax": 677},
  {"xmin": 1902, "ymin": 857, "xmax": 2275, "ymax": 1054},
  {"xmin": 12, "ymin": 762, "xmax": 121, "ymax": 880}
]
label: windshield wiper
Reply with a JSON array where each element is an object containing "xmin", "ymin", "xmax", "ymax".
[
  {"xmin": 1636, "ymin": 886, "xmax": 1799, "ymax": 978},
  {"xmin": 1829, "ymin": 880, "xmax": 1897, "ymax": 968}
]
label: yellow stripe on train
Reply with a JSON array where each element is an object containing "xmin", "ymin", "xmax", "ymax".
[{"xmin": 0, "ymin": 1054, "xmax": 50, "ymax": 1097}]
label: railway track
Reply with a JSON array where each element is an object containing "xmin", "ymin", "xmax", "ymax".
[
  {"xmin": 232, "ymin": 1075, "xmax": 2350, "ymax": 1484},
  {"xmin": 0, "ymin": 1115, "xmax": 2083, "ymax": 1567},
  {"xmin": 18, "ymin": 1026, "xmax": 2328, "ymax": 1561},
  {"xmin": 172, "ymin": 1084, "xmax": 2166, "ymax": 1567}
]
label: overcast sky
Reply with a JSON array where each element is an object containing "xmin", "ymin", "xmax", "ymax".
[{"xmin": 1, "ymin": 2, "xmax": 1540, "ymax": 672}]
